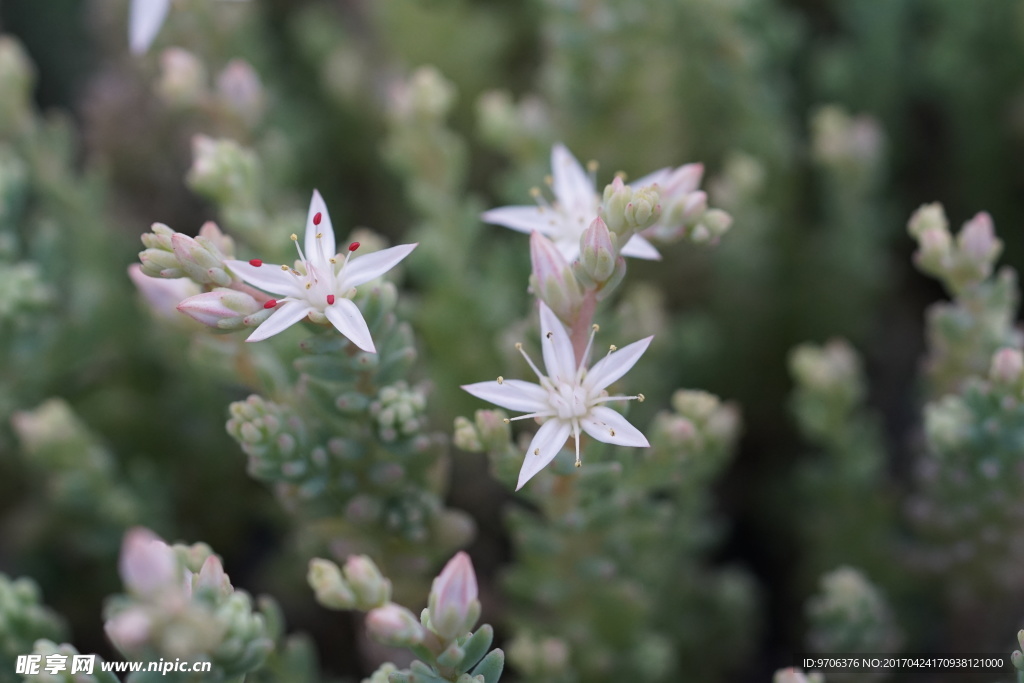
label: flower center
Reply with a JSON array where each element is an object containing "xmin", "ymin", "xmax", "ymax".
[{"xmin": 548, "ymin": 381, "xmax": 590, "ymax": 420}]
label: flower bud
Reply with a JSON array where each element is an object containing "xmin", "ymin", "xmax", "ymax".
[
  {"xmin": 104, "ymin": 607, "xmax": 152, "ymax": 652},
  {"xmin": 194, "ymin": 555, "xmax": 232, "ymax": 596},
  {"xmin": 365, "ymin": 604, "xmax": 426, "ymax": 647},
  {"xmin": 600, "ymin": 176, "xmax": 631, "ymax": 234},
  {"xmin": 529, "ymin": 231, "xmax": 582, "ymax": 322},
  {"xmin": 907, "ymin": 202, "xmax": 948, "ymax": 240},
  {"xmin": 307, "ymin": 558, "xmax": 357, "ymax": 610},
  {"xmin": 913, "ymin": 225, "xmax": 952, "ymax": 275},
  {"xmin": 198, "ymin": 221, "xmax": 235, "ymax": 258},
  {"xmin": 129, "ymin": 264, "xmax": 201, "ymax": 320},
  {"xmin": 601, "ymin": 177, "xmax": 661, "ymax": 237},
  {"xmin": 187, "ymin": 135, "xmax": 260, "ymax": 206},
  {"xmin": 453, "ymin": 416, "xmax": 484, "ymax": 452},
  {"xmin": 177, "ymin": 289, "xmax": 260, "ymax": 330},
  {"xmin": 990, "ymin": 347, "xmax": 1024, "ymax": 385},
  {"xmin": 171, "ymin": 232, "xmax": 232, "ymax": 287},
  {"xmin": 624, "ymin": 185, "xmax": 661, "ymax": 231},
  {"xmin": 388, "ymin": 66, "xmax": 455, "ymax": 123},
  {"xmin": 427, "ymin": 551, "xmax": 481, "ymax": 641},
  {"xmin": 957, "ymin": 211, "xmax": 1001, "ymax": 270},
  {"xmin": 156, "ymin": 48, "xmax": 208, "ymax": 107},
  {"xmin": 119, "ymin": 528, "xmax": 179, "ymax": 597},
  {"xmin": 216, "ymin": 60, "xmax": 265, "ymax": 127},
  {"xmin": 578, "ymin": 217, "xmax": 617, "ymax": 283},
  {"xmin": 342, "ymin": 555, "xmax": 391, "ymax": 609}
]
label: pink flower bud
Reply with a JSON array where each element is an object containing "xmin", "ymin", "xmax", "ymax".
[
  {"xmin": 342, "ymin": 555, "xmax": 391, "ymax": 609},
  {"xmin": 195, "ymin": 555, "xmax": 231, "ymax": 596},
  {"xmin": 104, "ymin": 607, "xmax": 152, "ymax": 652},
  {"xmin": 365, "ymin": 603, "xmax": 426, "ymax": 647},
  {"xmin": 957, "ymin": 211, "xmax": 1001, "ymax": 265},
  {"xmin": 578, "ymin": 217, "xmax": 616, "ymax": 283},
  {"xmin": 177, "ymin": 289, "xmax": 260, "ymax": 330},
  {"xmin": 990, "ymin": 348, "xmax": 1024, "ymax": 384},
  {"xmin": 530, "ymin": 231, "xmax": 582, "ymax": 322},
  {"xmin": 427, "ymin": 551, "xmax": 481, "ymax": 641},
  {"xmin": 119, "ymin": 528, "xmax": 178, "ymax": 597},
  {"xmin": 128, "ymin": 264, "xmax": 200, "ymax": 319}
]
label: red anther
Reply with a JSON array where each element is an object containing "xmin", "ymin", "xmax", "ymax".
[
  {"xmin": 263, "ymin": 299, "xmax": 278, "ymax": 309},
  {"xmin": 313, "ymin": 212, "xmax": 322, "ymax": 226},
  {"xmin": 326, "ymin": 294, "xmax": 336, "ymax": 305},
  {"xmin": 249, "ymin": 259, "xmax": 263, "ymax": 267},
  {"xmin": 348, "ymin": 241, "xmax": 360, "ymax": 252}
]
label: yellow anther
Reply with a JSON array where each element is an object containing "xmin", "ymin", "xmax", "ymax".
[
  {"xmin": 637, "ymin": 393, "xmax": 645, "ymax": 403},
  {"xmin": 544, "ymin": 174, "xmax": 554, "ymax": 186},
  {"xmin": 503, "ymin": 418, "xmax": 510, "ymax": 424},
  {"xmin": 609, "ymin": 344, "xmax": 617, "ymax": 352},
  {"xmin": 615, "ymin": 170, "xmax": 627, "ymax": 180},
  {"xmin": 515, "ymin": 342, "xmax": 523, "ymax": 350},
  {"xmin": 530, "ymin": 187, "xmax": 542, "ymax": 198},
  {"xmin": 592, "ymin": 324, "xmax": 600, "ymax": 332},
  {"xmin": 280, "ymin": 265, "xmax": 289, "ymax": 270},
  {"xmin": 574, "ymin": 460, "xmax": 582, "ymax": 468},
  {"xmin": 587, "ymin": 160, "xmax": 599, "ymax": 172},
  {"xmin": 329, "ymin": 258, "xmax": 337, "ymax": 264},
  {"xmin": 609, "ymin": 429, "xmax": 616, "ymax": 436},
  {"xmin": 533, "ymin": 448, "xmax": 540, "ymax": 455},
  {"xmin": 316, "ymin": 232, "xmax": 323, "ymax": 239},
  {"xmin": 305, "ymin": 283, "xmax": 312, "ymax": 289},
  {"xmin": 290, "ymin": 233, "xmax": 298, "ymax": 241},
  {"xmin": 497, "ymin": 376, "xmax": 504, "ymax": 384}
]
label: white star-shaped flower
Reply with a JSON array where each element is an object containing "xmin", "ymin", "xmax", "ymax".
[
  {"xmin": 481, "ymin": 144, "xmax": 661, "ymax": 262},
  {"xmin": 224, "ymin": 190, "xmax": 417, "ymax": 351},
  {"xmin": 462, "ymin": 302, "xmax": 651, "ymax": 490}
]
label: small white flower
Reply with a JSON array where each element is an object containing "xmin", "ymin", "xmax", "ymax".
[
  {"xmin": 129, "ymin": 0, "xmax": 250, "ymax": 55},
  {"xmin": 481, "ymin": 144, "xmax": 661, "ymax": 262},
  {"xmin": 224, "ymin": 190, "xmax": 417, "ymax": 351},
  {"xmin": 462, "ymin": 302, "xmax": 651, "ymax": 490}
]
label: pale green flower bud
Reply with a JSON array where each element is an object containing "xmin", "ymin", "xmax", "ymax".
[
  {"xmin": 365, "ymin": 603, "xmax": 426, "ymax": 647},
  {"xmin": 454, "ymin": 416, "xmax": 484, "ymax": 452},
  {"xmin": 529, "ymin": 231, "xmax": 582, "ymax": 322},
  {"xmin": 308, "ymin": 558, "xmax": 357, "ymax": 610},
  {"xmin": 578, "ymin": 217, "xmax": 617, "ymax": 283},
  {"xmin": 194, "ymin": 556, "xmax": 231, "ymax": 597},
  {"xmin": 990, "ymin": 347, "xmax": 1024, "ymax": 385},
  {"xmin": 198, "ymin": 221, "xmax": 236, "ymax": 258},
  {"xmin": 186, "ymin": 135, "xmax": 260, "ymax": 206},
  {"xmin": 389, "ymin": 66, "xmax": 456, "ymax": 123},
  {"xmin": 601, "ymin": 177, "xmax": 662, "ymax": 237},
  {"xmin": 171, "ymin": 232, "xmax": 232, "ymax": 287},
  {"xmin": 914, "ymin": 225, "xmax": 953, "ymax": 276},
  {"xmin": 157, "ymin": 48, "xmax": 208, "ymax": 107},
  {"xmin": 343, "ymin": 556, "xmax": 391, "ymax": 610},
  {"xmin": 427, "ymin": 552, "xmax": 481, "ymax": 641},
  {"xmin": 671, "ymin": 390, "xmax": 720, "ymax": 422},
  {"xmin": 907, "ymin": 202, "xmax": 948, "ymax": 239},
  {"xmin": 692, "ymin": 208, "xmax": 733, "ymax": 244}
]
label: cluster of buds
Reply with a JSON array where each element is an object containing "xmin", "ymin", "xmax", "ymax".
[
  {"xmin": 103, "ymin": 528, "xmax": 273, "ymax": 677},
  {"xmin": 186, "ymin": 135, "xmax": 261, "ymax": 209},
  {"xmin": 156, "ymin": 49, "xmax": 266, "ymax": 128},
  {"xmin": 369, "ymin": 381, "xmax": 428, "ymax": 442},
  {"xmin": 908, "ymin": 203, "xmax": 1002, "ymax": 294},
  {"xmin": 631, "ymin": 164, "xmax": 733, "ymax": 245},
  {"xmin": 805, "ymin": 567, "xmax": 902, "ymax": 658},
  {"xmin": 811, "ymin": 105, "xmax": 884, "ymax": 173},
  {"xmin": 0, "ymin": 574, "xmax": 65, "ymax": 674},
  {"xmin": 138, "ymin": 221, "xmax": 235, "ymax": 285},
  {"xmin": 309, "ymin": 552, "xmax": 504, "ymax": 683},
  {"xmin": 788, "ymin": 340, "xmax": 866, "ymax": 440}
]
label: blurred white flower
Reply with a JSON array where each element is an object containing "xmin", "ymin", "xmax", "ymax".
[{"xmin": 482, "ymin": 144, "xmax": 661, "ymax": 262}]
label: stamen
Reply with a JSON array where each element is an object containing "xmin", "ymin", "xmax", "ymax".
[
  {"xmin": 573, "ymin": 420, "xmax": 581, "ymax": 466},
  {"xmin": 515, "ymin": 342, "xmax": 546, "ymax": 380},
  {"xmin": 533, "ymin": 448, "xmax": 539, "ymax": 455},
  {"xmin": 305, "ymin": 283, "xmax": 312, "ymax": 289},
  {"xmin": 497, "ymin": 376, "xmax": 504, "ymax": 384},
  {"xmin": 290, "ymin": 233, "xmax": 298, "ymax": 241},
  {"xmin": 615, "ymin": 170, "xmax": 627, "ymax": 181},
  {"xmin": 530, "ymin": 187, "xmax": 552, "ymax": 211},
  {"xmin": 290, "ymin": 233, "xmax": 309, "ymax": 264},
  {"xmin": 326, "ymin": 294, "xmax": 335, "ymax": 305},
  {"xmin": 609, "ymin": 428, "xmax": 616, "ymax": 436},
  {"xmin": 586, "ymin": 160, "xmax": 598, "ymax": 188},
  {"xmin": 249, "ymin": 259, "xmax": 263, "ymax": 267},
  {"xmin": 313, "ymin": 211, "xmax": 322, "ymax": 226},
  {"xmin": 637, "ymin": 393, "xmax": 645, "ymax": 403},
  {"xmin": 280, "ymin": 265, "xmax": 289, "ymax": 271},
  {"xmin": 503, "ymin": 419, "xmax": 510, "ymax": 424},
  {"xmin": 578, "ymin": 323, "xmax": 601, "ymax": 374},
  {"xmin": 590, "ymin": 394, "xmax": 644, "ymax": 405},
  {"xmin": 544, "ymin": 174, "xmax": 553, "ymax": 187},
  {"xmin": 609, "ymin": 344, "xmax": 617, "ymax": 352},
  {"xmin": 348, "ymin": 242, "xmax": 360, "ymax": 252},
  {"xmin": 546, "ymin": 332, "xmax": 553, "ymax": 339},
  {"xmin": 263, "ymin": 299, "xmax": 278, "ymax": 309}
]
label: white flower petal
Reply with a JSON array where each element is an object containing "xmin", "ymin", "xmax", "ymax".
[
  {"xmin": 551, "ymin": 144, "xmax": 594, "ymax": 217},
  {"xmin": 325, "ymin": 298, "xmax": 375, "ymax": 353},
  {"xmin": 225, "ymin": 259, "xmax": 302, "ymax": 298},
  {"xmin": 461, "ymin": 380, "xmax": 549, "ymax": 413},
  {"xmin": 306, "ymin": 190, "xmax": 335, "ymax": 258},
  {"xmin": 480, "ymin": 206, "xmax": 555, "ymax": 235},
  {"xmin": 129, "ymin": 0, "xmax": 171, "ymax": 54},
  {"xmin": 246, "ymin": 300, "xmax": 312, "ymax": 342},
  {"xmin": 340, "ymin": 243, "xmax": 417, "ymax": 290},
  {"xmin": 517, "ymin": 419, "xmax": 571, "ymax": 490},
  {"xmin": 538, "ymin": 302, "xmax": 577, "ymax": 382},
  {"xmin": 632, "ymin": 167, "xmax": 671, "ymax": 189},
  {"xmin": 581, "ymin": 406, "xmax": 649, "ymax": 448},
  {"xmin": 619, "ymin": 234, "xmax": 661, "ymax": 260},
  {"xmin": 585, "ymin": 336, "xmax": 653, "ymax": 391}
]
